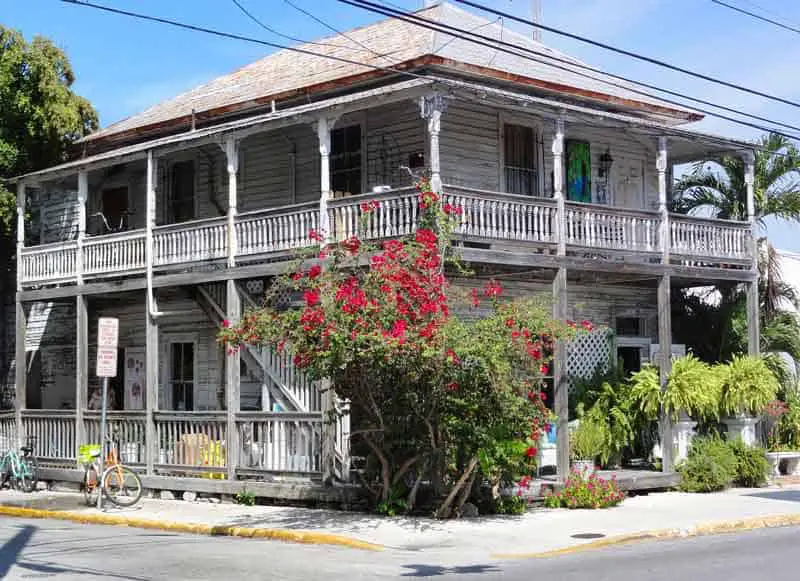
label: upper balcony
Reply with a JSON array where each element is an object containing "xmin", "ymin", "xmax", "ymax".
[{"xmin": 18, "ymin": 184, "xmax": 753, "ymax": 289}]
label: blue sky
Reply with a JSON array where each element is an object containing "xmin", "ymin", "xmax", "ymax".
[{"xmin": 5, "ymin": 0, "xmax": 800, "ymax": 249}]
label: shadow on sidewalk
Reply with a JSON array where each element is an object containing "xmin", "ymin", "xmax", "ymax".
[
  {"xmin": 744, "ymin": 489, "xmax": 800, "ymax": 503},
  {"xmin": 400, "ymin": 564, "xmax": 500, "ymax": 577}
]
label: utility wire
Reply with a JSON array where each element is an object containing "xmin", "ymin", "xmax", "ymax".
[
  {"xmin": 454, "ymin": 0, "xmax": 800, "ymax": 110},
  {"xmin": 57, "ymin": 0, "xmax": 800, "ymax": 146},
  {"xmin": 340, "ymin": 0, "xmax": 800, "ymax": 139},
  {"xmin": 710, "ymin": 0, "xmax": 800, "ymax": 35},
  {"xmin": 230, "ymin": 0, "xmax": 350, "ymax": 48}
]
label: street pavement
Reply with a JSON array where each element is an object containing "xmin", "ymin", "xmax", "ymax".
[{"xmin": 0, "ymin": 516, "xmax": 798, "ymax": 580}]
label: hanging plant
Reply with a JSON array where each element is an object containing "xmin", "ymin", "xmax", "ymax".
[{"xmin": 719, "ymin": 355, "xmax": 779, "ymax": 417}]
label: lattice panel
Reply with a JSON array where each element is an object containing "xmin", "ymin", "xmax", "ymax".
[{"xmin": 565, "ymin": 328, "xmax": 614, "ymax": 388}]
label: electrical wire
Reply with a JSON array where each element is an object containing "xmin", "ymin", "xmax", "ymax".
[
  {"xmin": 230, "ymin": 0, "xmax": 351, "ymax": 48},
  {"xmin": 710, "ymin": 0, "xmax": 800, "ymax": 35},
  {"xmin": 454, "ymin": 0, "xmax": 800, "ymax": 110}
]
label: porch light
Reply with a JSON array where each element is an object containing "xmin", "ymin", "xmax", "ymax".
[{"xmin": 598, "ymin": 149, "xmax": 614, "ymax": 178}]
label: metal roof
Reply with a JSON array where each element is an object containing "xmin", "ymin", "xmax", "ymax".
[{"xmin": 83, "ymin": 2, "xmax": 699, "ymax": 145}]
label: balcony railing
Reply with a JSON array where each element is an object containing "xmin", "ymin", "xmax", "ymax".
[{"xmin": 18, "ymin": 186, "xmax": 754, "ymax": 287}]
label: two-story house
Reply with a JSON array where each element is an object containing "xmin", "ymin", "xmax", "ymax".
[{"xmin": 1, "ymin": 2, "xmax": 758, "ymax": 497}]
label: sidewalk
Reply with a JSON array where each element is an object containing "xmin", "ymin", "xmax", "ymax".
[{"xmin": 2, "ymin": 485, "xmax": 800, "ymax": 560}]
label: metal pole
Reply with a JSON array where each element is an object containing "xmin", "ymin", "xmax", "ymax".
[{"xmin": 96, "ymin": 377, "xmax": 109, "ymax": 510}]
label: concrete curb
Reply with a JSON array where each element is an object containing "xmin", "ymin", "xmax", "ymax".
[
  {"xmin": 0, "ymin": 505, "xmax": 383, "ymax": 551},
  {"xmin": 492, "ymin": 513, "xmax": 800, "ymax": 560}
]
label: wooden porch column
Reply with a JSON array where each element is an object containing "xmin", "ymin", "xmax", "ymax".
[
  {"xmin": 420, "ymin": 94, "xmax": 446, "ymax": 194},
  {"xmin": 550, "ymin": 118, "xmax": 570, "ymax": 479},
  {"xmin": 145, "ymin": 151, "xmax": 159, "ymax": 474},
  {"xmin": 75, "ymin": 294, "xmax": 88, "ymax": 462},
  {"xmin": 744, "ymin": 151, "xmax": 760, "ymax": 356},
  {"xmin": 657, "ymin": 136, "xmax": 674, "ymax": 473},
  {"xmin": 15, "ymin": 182, "xmax": 26, "ymax": 442},
  {"xmin": 223, "ymin": 136, "xmax": 241, "ymax": 480},
  {"xmin": 317, "ymin": 117, "xmax": 332, "ymax": 243},
  {"xmin": 76, "ymin": 170, "xmax": 88, "ymax": 284}
]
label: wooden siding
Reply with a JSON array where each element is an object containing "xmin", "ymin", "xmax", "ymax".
[{"xmin": 441, "ymin": 101, "xmax": 500, "ymax": 191}]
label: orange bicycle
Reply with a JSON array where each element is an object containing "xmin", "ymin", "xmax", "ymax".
[{"xmin": 80, "ymin": 436, "xmax": 142, "ymax": 507}]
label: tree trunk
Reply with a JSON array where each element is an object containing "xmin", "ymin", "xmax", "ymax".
[{"xmin": 435, "ymin": 456, "xmax": 478, "ymax": 519}]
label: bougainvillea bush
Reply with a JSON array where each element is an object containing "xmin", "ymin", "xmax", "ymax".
[
  {"xmin": 219, "ymin": 181, "xmax": 579, "ymax": 518},
  {"xmin": 543, "ymin": 469, "xmax": 625, "ymax": 509}
]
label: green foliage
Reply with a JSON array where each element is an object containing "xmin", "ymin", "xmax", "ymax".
[
  {"xmin": 494, "ymin": 495, "xmax": 527, "ymax": 515},
  {"xmin": 543, "ymin": 469, "xmax": 625, "ymax": 509},
  {"xmin": 678, "ymin": 436, "xmax": 738, "ymax": 493},
  {"xmin": 569, "ymin": 413, "xmax": 605, "ymax": 461},
  {"xmin": 770, "ymin": 392, "xmax": 800, "ymax": 450},
  {"xmin": 718, "ymin": 355, "xmax": 779, "ymax": 416},
  {"xmin": 234, "ymin": 489, "xmax": 256, "ymax": 506},
  {"xmin": 0, "ymin": 26, "xmax": 98, "ymax": 232},
  {"xmin": 728, "ymin": 439, "xmax": 769, "ymax": 488},
  {"xmin": 629, "ymin": 355, "xmax": 721, "ymax": 422}
]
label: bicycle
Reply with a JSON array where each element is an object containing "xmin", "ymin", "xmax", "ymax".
[
  {"xmin": 80, "ymin": 436, "xmax": 142, "ymax": 508},
  {"xmin": 0, "ymin": 436, "xmax": 38, "ymax": 493}
]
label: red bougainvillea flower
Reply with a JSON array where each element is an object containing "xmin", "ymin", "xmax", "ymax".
[
  {"xmin": 308, "ymin": 264, "xmax": 322, "ymax": 279},
  {"xmin": 308, "ymin": 228, "xmax": 324, "ymax": 242},
  {"xmin": 342, "ymin": 236, "xmax": 361, "ymax": 254},
  {"xmin": 222, "ymin": 319, "xmax": 230, "ymax": 328},
  {"xmin": 525, "ymin": 446, "xmax": 537, "ymax": 458},
  {"xmin": 446, "ymin": 382, "xmax": 459, "ymax": 392},
  {"xmin": 470, "ymin": 288, "xmax": 480, "ymax": 307},
  {"xmin": 581, "ymin": 320, "xmax": 593, "ymax": 331},
  {"xmin": 483, "ymin": 279, "xmax": 502, "ymax": 298},
  {"xmin": 415, "ymin": 228, "xmax": 438, "ymax": 249},
  {"xmin": 540, "ymin": 364, "xmax": 550, "ymax": 376},
  {"xmin": 303, "ymin": 289, "xmax": 320, "ymax": 307},
  {"xmin": 445, "ymin": 348, "xmax": 460, "ymax": 364},
  {"xmin": 291, "ymin": 271, "xmax": 303, "ymax": 281},
  {"xmin": 359, "ymin": 200, "xmax": 380, "ymax": 213},
  {"xmin": 566, "ymin": 320, "xmax": 576, "ymax": 329},
  {"xmin": 419, "ymin": 190, "xmax": 440, "ymax": 209},
  {"xmin": 505, "ymin": 318, "xmax": 515, "ymax": 328}
]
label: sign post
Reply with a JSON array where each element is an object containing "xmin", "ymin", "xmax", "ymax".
[{"xmin": 95, "ymin": 317, "xmax": 119, "ymax": 510}]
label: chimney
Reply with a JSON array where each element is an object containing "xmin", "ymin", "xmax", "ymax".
[{"xmin": 532, "ymin": 0, "xmax": 542, "ymax": 42}]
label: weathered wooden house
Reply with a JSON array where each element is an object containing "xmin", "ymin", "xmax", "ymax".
[{"xmin": 2, "ymin": 2, "xmax": 758, "ymax": 496}]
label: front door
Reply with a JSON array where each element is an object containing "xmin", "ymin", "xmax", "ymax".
[{"xmin": 613, "ymin": 159, "xmax": 644, "ymax": 210}]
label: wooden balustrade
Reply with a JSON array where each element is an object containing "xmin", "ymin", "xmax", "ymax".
[
  {"xmin": 153, "ymin": 411, "xmax": 228, "ymax": 473},
  {"xmin": 564, "ymin": 202, "xmax": 660, "ymax": 252},
  {"xmin": 83, "ymin": 230, "xmax": 147, "ymax": 276},
  {"xmin": 83, "ymin": 411, "xmax": 147, "ymax": 465},
  {"xmin": 327, "ymin": 187, "xmax": 419, "ymax": 242},
  {"xmin": 17, "ymin": 188, "xmax": 756, "ymax": 287},
  {"xmin": 264, "ymin": 348, "xmax": 322, "ymax": 412},
  {"xmin": 20, "ymin": 410, "xmax": 76, "ymax": 465},
  {"xmin": 444, "ymin": 185, "xmax": 558, "ymax": 244},
  {"xmin": 153, "ymin": 217, "xmax": 228, "ymax": 267},
  {"xmin": 237, "ymin": 412, "xmax": 323, "ymax": 474},
  {"xmin": 669, "ymin": 215, "xmax": 750, "ymax": 261},
  {"xmin": 0, "ymin": 413, "xmax": 17, "ymax": 454},
  {"xmin": 236, "ymin": 203, "xmax": 319, "ymax": 257},
  {"xmin": 20, "ymin": 241, "xmax": 78, "ymax": 284}
]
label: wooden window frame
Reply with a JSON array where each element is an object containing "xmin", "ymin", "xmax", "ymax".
[
  {"xmin": 498, "ymin": 111, "xmax": 545, "ymax": 197},
  {"xmin": 330, "ymin": 119, "xmax": 366, "ymax": 198},
  {"xmin": 162, "ymin": 333, "xmax": 199, "ymax": 411},
  {"xmin": 164, "ymin": 156, "xmax": 198, "ymax": 224}
]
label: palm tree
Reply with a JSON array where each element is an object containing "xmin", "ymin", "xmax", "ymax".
[{"xmin": 672, "ymin": 133, "xmax": 800, "ymax": 381}]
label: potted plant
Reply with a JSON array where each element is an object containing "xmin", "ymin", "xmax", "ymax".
[
  {"xmin": 719, "ymin": 355, "xmax": 779, "ymax": 446},
  {"xmin": 569, "ymin": 413, "xmax": 604, "ymax": 474}
]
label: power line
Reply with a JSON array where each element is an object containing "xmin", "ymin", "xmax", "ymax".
[
  {"xmin": 229, "ymin": 0, "xmax": 351, "ymax": 48},
  {"xmin": 340, "ymin": 0, "xmax": 800, "ymax": 139},
  {"xmin": 57, "ymin": 0, "xmax": 800, "ymax": 146},
  {"xmin": 454, "ymin": 0, "xmax": 800, "ymax": 110},
  {"xmin": 710, "ymin": 0, "xmax": 800, "ymax": 35}
]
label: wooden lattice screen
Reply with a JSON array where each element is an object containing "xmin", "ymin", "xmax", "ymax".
[{"xmin": 565, "ymin": 327, "xmax": 614, "ymax": 388}]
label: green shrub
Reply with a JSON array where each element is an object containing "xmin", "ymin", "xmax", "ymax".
[
  {"xmin": 543, "ymin": 469, "xmax": 625, "ymax": 509},
  {"xmin": 495, "ymin": 495, "xmax": 527, "ymax": 515},
  {"xmin": 234, "ymin": 489, "xmax": 256, "ymax": 506},
  {"xmin": 570, "ymin": 413, "xmax": 605, "ymax": 461},
  {"xmin": 728, "ymin": 439, "xmax": 769, "ymax": 488},
  {"xmin": 719, "ymin": 355, "xmax": 779, "ymax": 416},
  {"xmin": 678, "ymin": 436, "xmax": 737, "ymax": 493}
]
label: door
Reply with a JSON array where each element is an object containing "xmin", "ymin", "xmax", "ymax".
[
  {"xmin": 613, "ymin": 159, "xmax": 644, "ymax": 209},
  {"xmin": 169, "ymin": 342, "xmax": 195, "ymax": 411},
  {"xmin": 124, "ymin": 347, "xmax": 146, "ymax": 410},
  {"xmin": 101, "ymin": 187, "xmax": 129, "ymax": 231}
]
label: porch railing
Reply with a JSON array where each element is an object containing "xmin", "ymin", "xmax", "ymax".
[
  {"xmin": 669, "ymin": 215, "xmax": 751, "ymax": 261},
  {"xmin": 83, "ymin": 411, "xmax": 147, "ymax": 465},
  {"xmin": 19, "ymin": 186, "xmax": 755, "ymax": 287},
  {"xmin": 153, "ymin": 411, "xmax": 228, "ymax": 473},
  {"xmin": 0, "ymin": 412, "xmax": 17, "ymax": 455},
  {"xmin": 237, "ymin": 412, "xmax": 323, "ymax": 474},
  {"xmin": 564, "ymin": 202, "xmax": 660, "ymax": 253},
  {"xmin": 20, "ymin": 410, "xmax": 76, "ymax": 466}
]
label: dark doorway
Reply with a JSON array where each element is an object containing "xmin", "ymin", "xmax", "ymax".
[{"xmin": 618, "ymin": 346, "xmax": 642, "ymax": 375}]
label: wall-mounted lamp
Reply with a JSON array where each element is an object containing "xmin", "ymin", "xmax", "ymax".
[{"xmin": 598, "ymin": 149, "xmax": 614, "ymax": 179}]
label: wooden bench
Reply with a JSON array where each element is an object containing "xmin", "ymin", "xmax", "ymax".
[{"xmin": 765, "ymin": 451, "xmax": 800, "ymax": 478}]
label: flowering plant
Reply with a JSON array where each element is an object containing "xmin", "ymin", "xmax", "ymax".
[
  {"xmin": 219, "ymin": 180, "xmax": 585, "ymax": 518},
  {"xmin": 543, "ymin": 468, "xmax": 625, "ymax": 509}
]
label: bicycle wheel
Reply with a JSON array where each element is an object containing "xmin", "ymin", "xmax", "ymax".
[
  {"xmin": 83, "ymin": 465, "xmax": 100, "ymax": 506},
  {"xmin": 17, "ymin": 457, "xmax": 38, "ymax": 493},
  {"xmin": 102, "ymin": 465, "xmax": 142, "ymax": 507}
]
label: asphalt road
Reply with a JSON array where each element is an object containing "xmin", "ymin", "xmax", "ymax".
[{"xmin": 0, "ymin": 516, "xmax": 798, "ymax": 580}]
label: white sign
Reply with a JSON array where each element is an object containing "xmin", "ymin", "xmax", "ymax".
[{"xmin": 96, "ymin": 317, "xmax": 119, "ymax": 378}]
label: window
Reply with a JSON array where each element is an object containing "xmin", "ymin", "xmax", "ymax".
[
  {"xmin": 503, "ymin": 124, "xmax": 538, "ymax": 196},
  {"xmin": 168, "ymin": 160, "xmax": 195, "ymax": 223},
  {"xmin": 615, "ymin": 316, "xmax": 646, "ymax": 337},
  {"xmin": 330, "ymin": 125, "xmax": 362, "ymax": 195},
  {"xmin": 101, "ymin": 187, "xmax": 129, "ymax": 231},
  {"xmin": 170, "ymin": 342, "xmax": 195, "ymax": 411}
]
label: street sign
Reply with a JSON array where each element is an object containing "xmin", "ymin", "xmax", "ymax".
[{"xmin": 96, "ymin": 317, "xmax": 119, "ymax": 378}]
